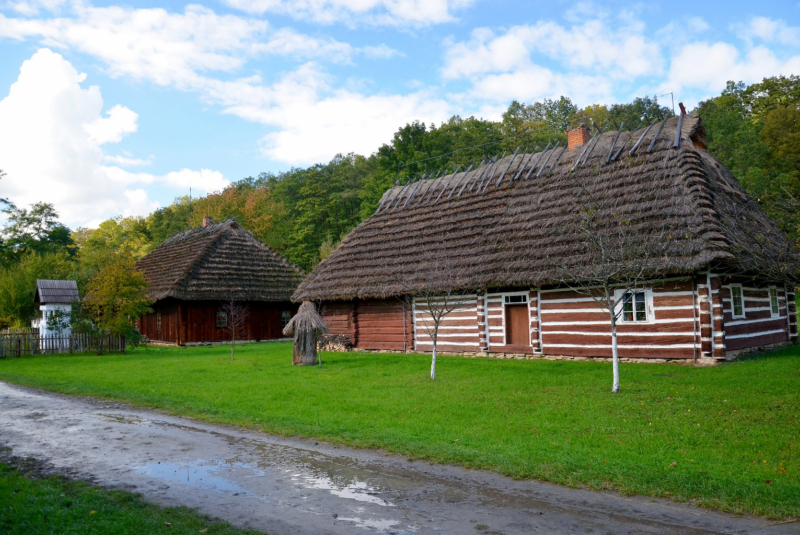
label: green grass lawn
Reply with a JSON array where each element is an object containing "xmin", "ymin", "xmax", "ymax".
[
  {"xmin": 0, "ymin": 460, "xmax": 264, "ymax": 534},
  {"xmin": 0, "ymin": 342, "xmax": 798, "ymax": 519}
]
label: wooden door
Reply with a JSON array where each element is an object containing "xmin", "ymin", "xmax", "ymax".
[{"xmin": 505, "ymin": 305, "xmax": 529, "ymax": 346}]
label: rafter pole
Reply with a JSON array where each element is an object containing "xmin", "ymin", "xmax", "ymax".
[
  {"xmin": 605, "ymin": 122, "xmax": 624, "ymax": 165},
  {"xmin": 579, "ymin": 134, "xmax": 602, "ymax": 168},
  {"xmin": 629, "ymin": 119, "xmax": 657, "ymax": 157},
  {"xmin": 536, "ymin": 142, "xmax": 561, "ymax": 178},
  {"xmin": 465, "ymin": 158, "xmax": 494, "ymax": 195},
  {"xmin": 448, "ymin": 162, "xmax": 480, "ymax": 200},
  {"xmin": 414, "ymin": 170, "xmax": 442, "ymax": 205},
  {"xmin": 479, "ymin": 152, "xmax": 505, "ymax": 193},
  {"xmin": 513, "ymin": 150, "xmax": 536, "ymax": 180},
  {"xmin": 494, "ymin": 146, "xmax": 521, "ymax": 188},
  {"xmin": 437, "ymin": 164, "xmax": 472, "ymax": 204},
  {"xmin": 426, "ymin": 165, "xmax": 461, "ymax": 204},
  {"xmin": 524, "ymin": 142, "xmax": 551, "ymax": 180},
  {"xmin": 646, "ymin": 118, "xmax": 669, "ymax": 153},
  {"xmin": 673, "ymin": 111, "xmax": 684, "ymax": 149},
  {"xmin": 547, "ymin": 147, "xmax": 566, "ymax": 176},
  {"xmin": 400, "ymin": 176, "xmax": 426, "ymax": 209}
]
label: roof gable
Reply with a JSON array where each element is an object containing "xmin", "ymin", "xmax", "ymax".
[{"xmin": 135, "ymin": 220, "xmax": 305, "ymax": 302}]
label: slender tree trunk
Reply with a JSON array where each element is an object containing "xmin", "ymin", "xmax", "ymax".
[
  {"xmin": 231, "ymin": 325, "xmax": 235, "ymax": 361},
  {"xmin": 430, "ymin": 326, "xmax": 438, "ymax": 380},
  {"xmin": 610, "ymin": 311, "xmax": 619, "ymax": 394}
]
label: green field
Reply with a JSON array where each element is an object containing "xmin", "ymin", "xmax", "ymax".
[
  {"xmin": 0, "ymin": 460, "xmax": 264, "ymax": 535},
  {"xmin": 0, "ymin": 342, "xmax": 797, "ymax": 519}
]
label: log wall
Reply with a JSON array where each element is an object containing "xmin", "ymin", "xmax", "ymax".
[
  {"xmin": 539, "ymin": 279, "xmax": 700, "ymax": 360},
  {"xmin": 413, "ymin": 294, "xmax": 481, "ymax": 353},
  {"xmin": 138, "ymin": 299, "xmax": 296, "ymax": 344},
  {"xmin": 719, "ymin": 281, "xmax": 791, "ymax": 354}
]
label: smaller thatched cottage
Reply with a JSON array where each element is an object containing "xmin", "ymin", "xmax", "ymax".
[{"xmin": 135, "ymin": 218, "xmax": 305, "ymax": 345}]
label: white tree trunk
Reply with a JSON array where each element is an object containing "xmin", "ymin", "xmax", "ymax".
[
  {"xmin": 430, "ymin": 327, "xmax": 437, "ymax": 380},
  {"xmin": 231, "ymin": 326, "xmax": 236, "ymax": 361},
  {"xmin": 610, "ymin": 312, "xmax": 619, "ymax": 393}
]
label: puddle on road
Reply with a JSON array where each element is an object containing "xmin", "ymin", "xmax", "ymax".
[
  {"xmin": 298, "ymin": 475, "xmax": 392, "ymax": 506},
  {"xmin": 98, "ymin": 413, "xmax": 152, "ymax": 426},
  {"xmin": 336, "ymin": 516, "xmax": 404, "ymax": 531},
  {"xmin": 136, "ymin": 460, "xmax": 261, "ymax": 494}
]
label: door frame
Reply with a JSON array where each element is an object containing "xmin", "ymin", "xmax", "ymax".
[{"xmin": 501, "ymin": 291, "xmax": 530, "ymax": 347}]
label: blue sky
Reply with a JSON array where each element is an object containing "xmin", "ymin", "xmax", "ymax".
[{"xmin": 0, "ymin": 0, "xmax": 798, "ymax": 228}]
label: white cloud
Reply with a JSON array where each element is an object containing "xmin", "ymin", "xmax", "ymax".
[
  {"xmin": 734, "ymin": 16, "xmax": 800, "ymax": 47},
  {"xmin": 665, "ymin": 41, "xmax": 800, "ymax": 96},
  {"xmin": 0, "ymin": 4, "xmax": 401, "ymax": 88},
  {"xmin": 0, "ymin": 49, "xmax": 228, "ymax": 227},
  {"xmin": 443, "ymin": 19, "xmax": 663, "ymax": 82},
  {"xmin": 102, "ymin": 154, "xmax": 153, "ymax": 167},
  {"xmin": 222, "ymin": 0, "xmax": 474, "ymax": 26},
  {"xmin": 84, "ymin": 104, "xmax": 137, "ymax": 144},
  {"xmin": 6, "ymin": 0, "xmax": 65, "ymax": 16}
]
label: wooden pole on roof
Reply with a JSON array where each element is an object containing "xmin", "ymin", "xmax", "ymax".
[
  {"xmin": 525, "ymin": 142, "xmax": 551, "ymax": 179},
  {"xmin": 435, "ymin": 164, "xmax": 470, "ymax": 204},
  {"xmin": 493, "ymin": 146, "xmax": 521, "ymax": 188},
  {"xmin": 536, "ymin": 142, "xmax": 560, "ymax": 178},
  {"xmin": 605, "ymin": 122, "xmax": 625, "ymax": 165},
  {"xmin": 447, "ymin": 163, "xmax": 478, "ymax": 200},
  {"xmin": 570, "ymin": 132, "xmax": 598, "ymax": 172},
  {"xmin": 547, "ymin": 146, "xmax": 566, "ymax": 176},
  {"xmin": 628, "ymin": 120, "xmax": 658, "ymax": 157},
  {"xmin": 646, "ymin": 118, "xmax": 669, "ymax": 153},
  {"xmin": 513, "ymin": 150, "xmax": 535, "ymax": 180},
  {"xmin": 464, "ymin": 158, "xmax": 494, "ymax": 195}
]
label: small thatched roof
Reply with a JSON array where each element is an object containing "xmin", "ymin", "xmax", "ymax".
[
  {"xmin": 283, "ymin": 301, "xmax": 328, "ymax": 336},
  {"xmin": 35, "ymin": 279, "xmax": 79, "ymax": 305},
  {"xmin": 295, "ymin": 115, "xmax": 799, "ymax": 302},
  {"xmin": 136, "ymin": 220, "xmax": 305, "ymax": 302}
]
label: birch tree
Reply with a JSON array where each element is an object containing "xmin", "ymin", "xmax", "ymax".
[{"xmin": 557, "ymin": 175, "xmax": 683, "ymax": 393}]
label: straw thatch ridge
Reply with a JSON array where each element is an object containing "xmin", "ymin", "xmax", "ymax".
[
  {"xmin": 136, "ymin": 219, "xmax": 305, "ymax": 302},
  {"xmin": 283, "ymin": 301, "xmax": 328, "ymax": 337},
  {"xmin": 294, "ymin": 115, "xmax": 799, "ymax": 302}
]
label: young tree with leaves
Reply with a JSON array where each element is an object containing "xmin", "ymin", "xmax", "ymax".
[{"xmin": 82, "ymin": 254, "xmax": 151, "ymax": 340}]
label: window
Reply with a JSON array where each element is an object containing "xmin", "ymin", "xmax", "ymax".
[
  {"xmin": 216, "ymin": 309, "xmax": 228, "ymax": 328},
  {"xmin": 621, "ymin": 291, "xmax": 648, "ymax": 323},
  {"xmin": 156, "ymin": 312, "xmax": 162, "ymax": 330},
  {"xmin": 504, "ymin": 294, "xmax": 528, "ymax": 304},
  {"xmin": 730, "ymin": 285, "xmax": 745, "ymax": 318},
  {"xmin": 281, "ymin": 310, "xmax": 292, "ymax": 330},
  {"xmin": 770, "ymin": 287, "xmax": 780, "ymax": 318}
]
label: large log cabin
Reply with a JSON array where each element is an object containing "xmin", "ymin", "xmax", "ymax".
[
  {"xmin": 135, "ymin": 219, "xmax": 305, "ymax": 345},
  {"xmin": 294, "ymin": 115, "xmax": 799, "ymax": 363}
]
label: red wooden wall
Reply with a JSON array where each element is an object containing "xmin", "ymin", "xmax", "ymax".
[{"xmin": 138, "ymin": 299, "xmax": 297, "ymax": 344}]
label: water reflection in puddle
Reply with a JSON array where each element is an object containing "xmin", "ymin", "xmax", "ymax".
[
  {"xmin": 298, "ymin": 474, "xmax": 392, "ymax": 506},
  {"xmin": 136, "ymin": 460, "xmax": 262, "ymax": 494}
]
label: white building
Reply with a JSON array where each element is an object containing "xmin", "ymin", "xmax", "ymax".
[{"xmin": 33, "ymin": 279, "xmax": 79, "ymax": 337}]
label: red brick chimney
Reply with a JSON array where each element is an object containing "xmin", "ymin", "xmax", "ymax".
[
  {"xmin": 202, "ymin": 216, "xmax": 215, "ymax": 227},
  {"xmin": 567, "ymin": 124, "xmax": 591, "ymax": 151}
]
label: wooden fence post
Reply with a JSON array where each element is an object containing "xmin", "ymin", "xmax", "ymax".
[
  {"xmin": 98, "ymin": 335, "xmax": 104, "ymax": 356},
  {"xmin": 16, "ymin": 339, "xmax": 21, "ymax": 358},
  {"xmin": 121, "ymin": 336, "xmax": 126, "ymax": 354}
]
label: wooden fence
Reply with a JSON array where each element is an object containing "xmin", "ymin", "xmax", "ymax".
[{"xmin": 0, "ymin": 333, "xmax": 126, "ymax": 357}]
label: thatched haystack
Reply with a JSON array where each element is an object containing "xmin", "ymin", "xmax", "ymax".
[{"xmin": 283, "ymin": 301, "xmax": 328, "ymax": 365}]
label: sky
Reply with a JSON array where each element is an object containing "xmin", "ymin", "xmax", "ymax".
[{"xmin": 0, "ymin": 0, "xmax": 799, "ymax": 228}]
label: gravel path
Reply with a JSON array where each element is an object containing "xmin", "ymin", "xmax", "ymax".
[{"xmin": 0, "ymin": 381, "xmax": 794, "ymax": 535}]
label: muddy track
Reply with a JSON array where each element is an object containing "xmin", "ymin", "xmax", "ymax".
[{"xmin": 0, "ymin": 381, "xmax": 793, "ymax": 535}]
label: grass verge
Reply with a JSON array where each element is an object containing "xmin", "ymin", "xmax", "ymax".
[
  {"xmin": 0, "ymin": 455, "xmax": 264, "ymax": 534},
  {"xmin": 0, "ymin": 342, "xmax": 797, "ymax": 519}
]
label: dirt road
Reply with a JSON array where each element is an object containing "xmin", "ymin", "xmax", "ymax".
[{"xmin": 0, "ymin": 381, "xmax": 793, "ymax": 534}]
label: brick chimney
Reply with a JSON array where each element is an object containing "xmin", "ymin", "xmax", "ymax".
[
  {"xmin": 202, "ymin": 216, "xmax": 215, "ymax": 227},
  {"xmin": 567, "ymin": 124, "xmax": 591, "ymax": 151}
]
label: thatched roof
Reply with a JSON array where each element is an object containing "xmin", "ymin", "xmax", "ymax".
[
  {"xmin": 136, "ymin": 220, "xmax": 305, "ymax": 302},
  {"xmin": 295, "ymin": 115, "xmax": 799, "ymax": 302},
  {"xmin": 35, "ymin": 279, "xmax": 79, "ymax": 305}
]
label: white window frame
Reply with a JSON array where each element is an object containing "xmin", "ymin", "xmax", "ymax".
[
  {"xmin": 501, "ymin": 291, "xmax": 530, "ymax": 346},
  {"xmin": 614, "ymin": 288, "xmax": 654, "ymax": 324},
  {"xmin": 730, "ymin": 284, "xmax": 745, "ymax": 319},
  {"xmin": 769, "ymin": 286, "xmax": 780, "ymax": 318}
]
